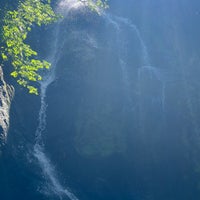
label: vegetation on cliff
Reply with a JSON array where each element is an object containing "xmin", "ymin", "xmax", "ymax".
[
  {"xmin": 1, "ymin": 0, "xmax": 58, "ymax": 94},
  {"xmin": 0, "ymin": 0, "xmax": 108, "ymax": 95}
]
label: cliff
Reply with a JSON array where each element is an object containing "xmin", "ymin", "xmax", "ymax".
[{"xmin": 0, "ymin": 66, "xmax": 14, "ymax": 152}]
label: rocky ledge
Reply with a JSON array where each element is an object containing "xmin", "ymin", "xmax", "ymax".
[{"xmin": 0, "ymin": 66, "xmax": 14, "ymax": 150}]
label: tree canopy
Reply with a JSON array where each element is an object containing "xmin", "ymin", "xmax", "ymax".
[{"xmin": 0, "ymin": 0, "xmax": 108, "ymax": 95}]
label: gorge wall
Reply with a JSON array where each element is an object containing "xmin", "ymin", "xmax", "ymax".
[{"xmin": 1, "ymin": 0, "xmax": 200, "ymax": 200}]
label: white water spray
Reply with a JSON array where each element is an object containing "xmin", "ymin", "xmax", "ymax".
[{"xmin": 58, "ymin": 0, "xmax": 85, "ymax": 15}]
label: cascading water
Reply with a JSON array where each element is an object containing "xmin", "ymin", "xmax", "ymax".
[
  {"xmin": 103, "ymin": 13, "xmax": 166, "ymax": 116},
  {"xmin": 33, "ymin": 28, "xmax": 79, "ymax": 200},
  {"xmin": 103, "ymin": 14, "xmax": 132, "ymax": 107},
  {"xmin": 105, "ymin": 13, "xmax": 176, "ymax": 135},
  {"xmin": 112, "ymin": 15, "xmax": 150, "ymax": 66},
  {"xmin": 33, "ymin": 1, "xmax": 88, "ymax": 199},
  {"xmin": 113, "ymin": 16, "xmax": 169, "ymax": 115},
  {"xmin": 103, "ymin": 14, "xmax": 147, "ymax": 110}
]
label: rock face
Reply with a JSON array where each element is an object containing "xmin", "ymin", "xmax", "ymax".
[
  {"xmin": 0, "ymin": 66, "xmax": 14, "ymax": 150},
  {"xmin": 44, "ymin": 13, "xmax": 130, "ymax": 158}
]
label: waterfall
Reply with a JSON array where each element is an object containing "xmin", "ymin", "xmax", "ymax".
[
  {"xmin": 33, "ymin": 7, "xmax": 153, "ymax": 197},
  {"xmin": 104, "ymin": 14, "xmax": 132, "ymax": 106},
  {"xmin": 33, "ymin": 26, "xmax": 79, "ymax": 200},
  {"xmin": 103, "ymin": 13, "xmax": 150, "ymax": 78},
  {"xmin": 113, "ymin": 18, "xmax": 168, "ymax": 122},
  {"xmin": 103, "ymin": 13, "xmax": 148, "ymax": 110},
  {"xmin": 106, "ymin": 14, "xmax": 170, "ymax": 132},
  {"xmin": 102, "ymin": 13, "xmax": 167, "ymax": 116},
  {"xmin": 33, "ymin": 0, "xmax": 88, "ymax": 199},
  {"xmin": 113, "ymin": 17, "xmax": 168, "ymax": 115},
  {"xmin": 112, "ymin": 15, "xmax": 150, "ymax": 66}
]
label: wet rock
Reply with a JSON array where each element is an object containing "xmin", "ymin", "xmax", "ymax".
[{"xmin": 0, "ymin": 66, "xmax": 14, "ymax": 151}]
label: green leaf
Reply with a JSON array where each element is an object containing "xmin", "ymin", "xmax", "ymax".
[
  {"xmin": 1, "ymin": 53, "xmax": 8, "ymax": 60},
  {"xmin": 1, "ymin": 0, "xmax": 58, "ymax": 95},
  {"xmin": 10, "ymin": 71, "xmax": 18, "ymax": 78},
  {"xmin": 27, "ymin": 86, "xmax": 38, "ymax": 95}
]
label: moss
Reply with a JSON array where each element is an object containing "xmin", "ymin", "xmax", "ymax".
[{"xmin": 74, "ymin": 101, "xmax": 127, "ymax": 157}]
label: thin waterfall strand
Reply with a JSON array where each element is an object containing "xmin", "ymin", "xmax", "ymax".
[
  {"xmin": 33, "ymin": 24, "xmax": 79, "ymax": 199},
  {"xmin": 33, "ymin": 1, "xmax": 86, "ymax": 199}
]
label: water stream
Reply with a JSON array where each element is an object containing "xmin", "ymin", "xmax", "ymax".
[{"xmin": 33, "ymin": 1, "xmax": 86, "ymax": 199}]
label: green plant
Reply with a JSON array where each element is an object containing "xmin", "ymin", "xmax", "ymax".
[
  {"xmin": 1, "ymin": 0, "xmax": 108, "ymax": 95},
  {"xmin": 1, "ymin": 0, "xmax": 58, "ymax": 95}
]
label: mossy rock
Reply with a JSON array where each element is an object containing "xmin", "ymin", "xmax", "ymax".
[{"xmin": 74, "ymin": 101, "xmax": 127, "ymax": 157}]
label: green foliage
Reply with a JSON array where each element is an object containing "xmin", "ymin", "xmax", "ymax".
[
  {"xmin": 1, "ymin": 0, "xmax": 108, "ymax": 95},
  {"xmin": 1, "ymin": 0, "xmax": 58, "ymax": 95},
  {"xmin": 79, "ymin": 0, "xmax": 108, "ymax": 14}
]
